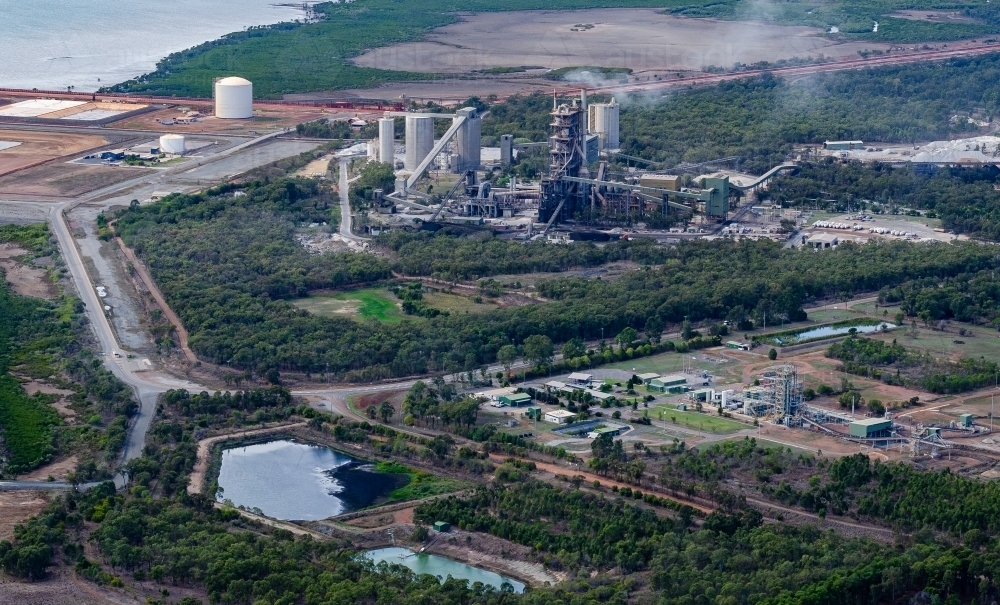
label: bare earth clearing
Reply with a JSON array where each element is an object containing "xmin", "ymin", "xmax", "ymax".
[
  {"xmin": 353, "ymin": 10, "xmax": 890, "ymax": 75},
  {"xmin": 0, "ymin": 243, "xmax": 55, "ymax": 298},
  {"xmin": 0, "ymin": 163, "xmax": 154, "ymax": 198},
  {"xmin": 0, "ymin": 130, "xmax": 107, "ymax": 177}
]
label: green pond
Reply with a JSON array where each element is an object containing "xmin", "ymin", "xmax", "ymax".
[{"xmin": 364, "ymin": 547, "xmax": 525, "ymax": 593}]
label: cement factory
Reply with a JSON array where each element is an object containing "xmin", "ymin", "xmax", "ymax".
[{"xmin": 366, "ymin": 91, "xmax": 793, "ymax": 236}]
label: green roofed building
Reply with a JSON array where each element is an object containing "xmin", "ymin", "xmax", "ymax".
[
  {"xmin": 649, "ymin": 375, "xmax": 687, "ymax": 393},
  {"xmin": 499, "ymin": 393, "xmax": 531, "ymax": 407},
  {"xmin": 849, "ymin": 418, "xmax": 892, "ymax": 439}
]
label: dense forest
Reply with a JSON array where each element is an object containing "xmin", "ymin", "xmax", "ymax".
[
  {"xmin": 114, "ymin": 180, "xmax": 1000, "ymax": 381},
  {"xmin": 380, "ymin": 229, "xmax": 671, "ymax": 281},
  {"xmin": 0, "ymin": 225, "xmax": 136, "ymax": 479},
  {"xmin": 416, "ymin": 479, "xmax": 999, "ymax": 603}
]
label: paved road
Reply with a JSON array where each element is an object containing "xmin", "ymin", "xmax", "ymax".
[{"xmin": 0, "ymin": 129, "xmax": 295, "ymax": 491}]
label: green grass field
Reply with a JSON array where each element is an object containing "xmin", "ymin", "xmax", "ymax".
[
  {"xmin": 293, "ymin": 288, "xmax": 404, "ymax": 323},
  {"xmin": 651, "ymin": 406, "xmax": 746, "ymax": 433},
  {"xmin": 422, "ymin": 291, "xmax": 498, "ymax": 315},
  {"xmin": 375, "ymin": 461, "xmax": 467, "ymax": 504},
  {"xmin": 870, "ymin": 321, "xmax": 1000, "ymax": 362}
]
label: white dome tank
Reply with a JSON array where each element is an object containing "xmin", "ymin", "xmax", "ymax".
[
  {"xmin": 159, "ymin": 134, "xmax": 186, "ymax": 154},
  {"xmin": 214, "ymin": 77, "xmax": 253, "ymax": 119}
]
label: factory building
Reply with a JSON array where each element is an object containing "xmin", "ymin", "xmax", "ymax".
[
  {"xmin": 404, "ymin": 115, "xmax": 434, "ymax": 171},
  {"xmin": 823, "ymin": 140, "xmax": 864, "ymax": 151},
  {"xmin": 849, "ymin": 418, "xmax": 892, "ymax": 439},
  {"xmin": 214, "ymin": 77, "xmax": 253, "ymax": 119},
  {"xmin": 588, "ymin": 98, "xmax": 620, "ymax": 150}
]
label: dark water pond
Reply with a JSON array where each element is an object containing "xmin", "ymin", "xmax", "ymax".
[{"xmin": 216, "ymin": 440, "xmax": 407, "ymax": 520}]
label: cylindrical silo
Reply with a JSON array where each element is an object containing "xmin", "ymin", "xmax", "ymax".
[
  {"xmin": 455, "ymin": 111, "xmax": 481, "ymax": 173},
  {"xmin": 214, "ymin": 77, "xmax": 253, "ymax": 119},
  {"xmin": 589, "ymin": 99, "xmax": 620, "ymax": 150},
  {"xmin": 378, "ymin": 117, "xmax": 395, "ymax": 166},
  {"xmin": 158, "ymin": 134, "xmax": 186, "ymax": 154},
  {"xmin": 404, "ymin": 115, "xmax": 434, "ymax": 171},
  {"xmin": 605, "ymin": 98, "xmax": 620, "ymax": 150}
]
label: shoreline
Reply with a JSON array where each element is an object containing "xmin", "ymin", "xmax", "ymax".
[{"xmin": 0, "ymin": 0, "xmax": 310, "ymax": 92}]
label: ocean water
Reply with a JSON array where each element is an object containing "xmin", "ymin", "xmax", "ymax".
[{"xmin": 0, "ymin": 0, "xmax": 305, "ymax": 92}]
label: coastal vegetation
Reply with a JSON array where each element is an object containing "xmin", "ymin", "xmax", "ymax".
[{"xmin": 105, "ymin": 0, "xmax": 1000, "ymax": 98}]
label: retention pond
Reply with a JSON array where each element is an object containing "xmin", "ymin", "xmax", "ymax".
[
  {"xmin": 761, "ymin": 321, "xmax": 895, "ymax": 346},
  {"xmin": 364, "ymin": 547, "xmax": 525, "ymax": 593},
  {"xmin": 216, "ymin": 440, "xmax": 408, "ymax": 520}
]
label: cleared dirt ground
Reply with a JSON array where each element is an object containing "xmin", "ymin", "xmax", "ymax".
[
  {"xmin": 353, "ymin": 10, "xmax": 891, "ymax": 74},
  {"xmin": 112, "ymin": 104, "xmax": 355, "ymax": 134},
  {"xmin": 0, "ymin": 163, "xmax": 154, "ymax": 197},
  {"xmin": 0, "ymin": 491, "xmax": 51, "ymax": 541},
  {"xmin": 0, "ymin": 243, "xmax": 55, "ymax": 298},
  {"xmin": 0, "ymin": 130, "xmax": 107, "ymax": 177}
]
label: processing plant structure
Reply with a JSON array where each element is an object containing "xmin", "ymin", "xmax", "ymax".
[
  {"xmin": 729, "ymin": 364, "xmax": 985, "ymax": 458},
  {"xmin": 374, "ymin": 90, "xmax": 797, "ymax": 234}
]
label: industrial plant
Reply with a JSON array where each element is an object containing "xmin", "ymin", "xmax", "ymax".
[{"xmin": 366, "ymin": 91, "xmax": 795, "ymax": 238}]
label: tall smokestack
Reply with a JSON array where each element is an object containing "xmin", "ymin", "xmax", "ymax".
[{"xmin": 581, "ymin": 89, "xmax": 588, "ymax": 134}]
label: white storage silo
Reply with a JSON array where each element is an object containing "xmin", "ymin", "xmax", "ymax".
[
  {"xmin": 158, "ymin": 134, "xmax": 186, "ymax": 154},
  {"xmin": 404, "ymin": 115, "xmax": 434, "ymax": 171},
  {"xmin": 454, "ymin": 108, "xmax": 481, "ymax": 174},
  {"xmin": 587, "ymin": 98, "xmax": 620, "ymax": 150},
  {"xmin": 378, "ymin": 117, "xmax": 395, "ymax": 166},
  {"xmin": 214, "ymin": 77, "xmax": 253, "ymax": 119}
]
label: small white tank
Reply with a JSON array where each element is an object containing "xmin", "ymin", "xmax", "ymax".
[
  {"xmin": 214, "ymin": 77, "xmax": 253, "ymax": 119},
  {"xmin": 159, "ymin": 134, "xmax": 186, "ymax": 154}
]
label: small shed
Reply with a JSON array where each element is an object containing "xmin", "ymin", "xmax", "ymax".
[
  {"xmin": 587, "ymin": 426, "xmax": 623, "ymax": 439},
  {"xmin": 567, "ymin": 372, "xmax": 593, "ymax": 385},
  {"xmin": 545, "ymin": 409, "xmax": 576, "ymax": 424},
  {"xmin": 499, "ymin": 393, "xmax": 532, "ymax": 407},
  {"xmin": 726, "ymin": 341, "xmax": 750, "ymax": 351},
  {"xmin": 524, "ymin": 406, "xmax": 542, "ymax": 420},
  {"xmin": 691, "ymin": 388, "xmax": 714, "ymax": 403},
  {"xmin": 433, "ymin": 521, "xmax": 451, "ymax": 532},
  {"xmin": 636, "ymin": 373, "xmax": 659, "ymax": 384},
  {"xmin": 959, "ymin": 413, "xmax": 974, "ymax": 427}
]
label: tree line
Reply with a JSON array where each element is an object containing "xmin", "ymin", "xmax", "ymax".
[{"xmin": 114, "ymin": 180, "xmax": 1000, "ymax": 382}]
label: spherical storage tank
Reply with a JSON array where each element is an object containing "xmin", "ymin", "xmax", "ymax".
[
  {"xmin": 159, "ymin": 134, "xmax": 186, "ymax": 154},
  {"xmin": 214, "ymin": 77, "xmax": 253, "ymax": 119}
]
